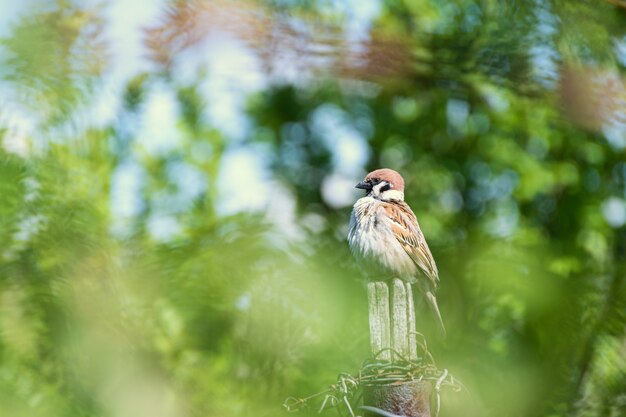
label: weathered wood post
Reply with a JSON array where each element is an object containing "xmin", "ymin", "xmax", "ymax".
[{"xmin": 363, "ymin": 279, "xmax": 432, "ymax": 417}]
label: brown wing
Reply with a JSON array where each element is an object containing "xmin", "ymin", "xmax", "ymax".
[{"xmin": 383, "ymin": 201, "xmax": 439, "ymax": 289}]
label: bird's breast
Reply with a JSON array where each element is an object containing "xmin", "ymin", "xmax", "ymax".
[{"xmin": 348, "ymin": 198, "xmax": 417, "ymax": 279}]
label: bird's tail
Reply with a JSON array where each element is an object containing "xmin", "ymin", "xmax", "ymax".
[{"xmin": 425, "ymin": 290, "xmax": 447, "ymax": 339}]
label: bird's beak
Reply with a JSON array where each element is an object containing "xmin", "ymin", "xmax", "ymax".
[{"xmin": 355, "ymin": 181, "xmax": 371, "ymax": 190}]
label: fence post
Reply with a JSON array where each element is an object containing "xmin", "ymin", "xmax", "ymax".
[{"xmin": 364, "ymin": 279, "xmax": 432, "ymax": 417}]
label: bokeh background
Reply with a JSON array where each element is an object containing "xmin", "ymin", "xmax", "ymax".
[{"xmin": 0, "ymin": 0, "xmax": 625, "ymax": 416}]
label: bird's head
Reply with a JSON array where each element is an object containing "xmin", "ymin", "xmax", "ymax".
[{"xmin": 355, "ymin": 168, "xmax": 405, "ymax": 201}]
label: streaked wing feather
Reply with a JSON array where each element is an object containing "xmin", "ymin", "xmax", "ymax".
[{"xmin": 383, "ymin": 202, "xmax": 439, "ymax": 288}]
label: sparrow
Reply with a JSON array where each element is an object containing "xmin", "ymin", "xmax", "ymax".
[{"xmin": 348, "ymin": 168, "xmax": 446, "ymax": 336}]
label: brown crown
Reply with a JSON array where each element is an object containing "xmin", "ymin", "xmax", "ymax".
[{"xmin": 364, "ymin": 168, "xmax": 405, "ymax": 192}]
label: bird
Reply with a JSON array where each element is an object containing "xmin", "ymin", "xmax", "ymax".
[{"xmin": 348, "ymin": 168, "xmax": 446, "ymax": 337}]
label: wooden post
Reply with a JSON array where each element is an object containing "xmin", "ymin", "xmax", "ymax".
[
  {"xmin": 406, "ymin": 282, "xmax": 418, "ymax": 362},
  {"xmin": 369, "ymin": 279, "xmax": 418, "ymax": 361},
  {"xmin": 368, "ymin": 282, "xmax": 391, "ymax": 360},
  {"xmin": 365, "ymin": 279, "xmax": 432, "ymax": 417},
  {"xmin": 363, "ymin": 383, "xmax": 432, "ymax": 417}
]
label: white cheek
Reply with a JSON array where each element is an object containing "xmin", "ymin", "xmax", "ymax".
[
  {"xmin": 371, "ymin": 182, "xmax": 404, "ymax": 201},
  {"xmin": 371, "ymin": 182, "xmax": 387, "ymax": 196},
  {"xmin": 381, "ymin": 190, "xmax": 404, "ymax": 200}
]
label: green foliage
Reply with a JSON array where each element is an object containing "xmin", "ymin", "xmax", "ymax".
[{"xmin": 0, "ymin": 1, "xmax": 625, "ymax": 417}]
